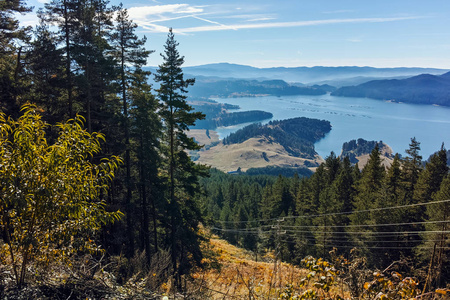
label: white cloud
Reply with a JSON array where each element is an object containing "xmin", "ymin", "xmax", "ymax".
[
  {"xmin": 175, "ymin": 16, "xmax": 421, "ymax": 34},
  {"xmin": 128, "ymin": 4, "xmax": 203, "ymax": 22},
  {"xmin": 245, "ymin": 17, "xmax": 276, "ymax": 22},
  {"xmin": 192, "ymin": 16, "xmax": 226, "ymax": 27},
  {"xmin": 127, "ymin": 3, "xmax": 421, "ymax": 37},
  {"xmin": 127, "ymin": 4, "xmax": 207, "ymax": 33},
  {"xmin": 141, "ymin": 23, "xmax": 171, "ymax": 33}
]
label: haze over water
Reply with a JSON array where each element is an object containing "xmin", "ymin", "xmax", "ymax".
[{"xmin": 213, "ymin": 94, "xmax": 450, "ymax": 159}]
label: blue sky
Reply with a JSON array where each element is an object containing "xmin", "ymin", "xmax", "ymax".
[{"xmin": 21, "ymin": 0, "xmax": 450, "ymax": 68}]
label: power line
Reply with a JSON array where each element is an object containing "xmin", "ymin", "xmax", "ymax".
[
  {"xmin": 212, "ymin": 220, "xmax": 450, "ymax": 233},
  {"xmin": 215, "ymin": 199, "xmax": 450, "ymax": 225},
  {"xmin": 279, "ymin": 220, "xmax": 450, "ymax": 229},
  {"xmin": 277, "ymin": 237, "xmax": 443, "ymax": 244},
  {"xmin": 225, "ymin": 219, "xmax": 449, "ymax": 230},
  {"xmin": 283, "ymin": 229, "xmax": 450, "ymax": 235},
  {"xmin": 212, "ymin": 226, "xmax": 450, "ymax": 236},
  {"xmin": 281, "ymin": 240, "xmax": 450, "ymax": 250}
]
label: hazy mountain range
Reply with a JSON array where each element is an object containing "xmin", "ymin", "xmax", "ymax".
[
  {"xmin": 187, "ymin": 78, "xmax": 330, "ymax": 98},
  {"xmin": 145, "ymin": 63, "xmax": 450, "ymax": 105},
  {"xmin": 182, "ymin": 63, "xmax": 448, "ymax": 86}
]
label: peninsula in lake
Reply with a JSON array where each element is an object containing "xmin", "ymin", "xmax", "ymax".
[{"xmin": 192, "ymin": 117, "xmax": 331, "ymax": 173}]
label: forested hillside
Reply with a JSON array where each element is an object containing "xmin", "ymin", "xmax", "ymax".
[
  {"xmin": 332, "ymin": 72, "xmax": 450, "ymax": 106},
  {"xmin": 191, "ymin": 100, "xmax": 273, "ymax": 129},
  {"xmin": 201, "ymin": 141, "xmax": 450, "ymax": 293},
  {"xmin": 223, "ymin": 117, "xmax": 331, "ymax": 158},
  {"xmin": 187, "ymin": 78, "xmax": 328, "ymax": 98}
]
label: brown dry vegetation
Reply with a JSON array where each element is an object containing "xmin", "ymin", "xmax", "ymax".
[
  {"xmin": 187, "ymin": 129, "xmax": 220, "ymax": 146},
  {"xmin": 191, "ymin": 234, "xmax": 310, "ymax": 299},
  {"xmin": 194, "ymin": 137, "xmax": 323, "ymax": 173},
  {"xmin": 345, "ymin": 142, "xmax": 394, "ymax": 169},
  {"xmin": 186, "ymin": 232, "xmax": 448, "ymax": 300}
]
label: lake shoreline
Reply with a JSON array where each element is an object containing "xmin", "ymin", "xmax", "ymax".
[{"xmin": 210, "ymin": 94, "xmax": 450, "ymax": 159}]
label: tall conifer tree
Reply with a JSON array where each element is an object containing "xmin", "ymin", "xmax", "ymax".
[
  {"xmin": 39, "ymin": 0, "xmax": 79, "ymax": 118},
  {"xmin": 351, "ymin": 145, "xmax": 385, "ymax": 261},
  {"xmin": 155, "ymin": 28, "xmax": 207, "ymax": 287},
  {"xmin": 27, "ymin": 24, "xmax": 66, "ymax": 122},
  {"xmin": 130, "ymin": 67, "xmax": 161, "ymax": 263},
  {"xmin": 403, "ymin": 137, "xmax": 423, "ymax": 198},
  {"xmin": 110, "ymin": 4, "xmax": 153, "ymax": 258},
  {"xmin": 0, "ymin": 0, "xmax": 31, "ymax": 115}
]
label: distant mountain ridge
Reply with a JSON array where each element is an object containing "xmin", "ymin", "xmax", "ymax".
[
  {"xmin": 332, "ymin": 72, "xmax": 450, "ymax": 106},
  {"xmin": 181, "ymin": 63, "xmax": 448, "ymax": 85},
  {"xmin": 187, "ymin": 78, "xmax": 329, "ymax": 98}
]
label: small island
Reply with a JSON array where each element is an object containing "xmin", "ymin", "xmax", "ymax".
[{"xmin": 190, "ymin": 99, "xmax": 273, "ymax": 130}]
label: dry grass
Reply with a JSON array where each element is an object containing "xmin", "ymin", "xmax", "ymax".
[
  {"xmin": 353, "ymin": 143, "xmax": 394, "ymax": 169},
  {"xmin": 195, "ymin": 137, "xmax": 323, "ymax": 173},
  {"xmin": 187, "ymin": 129, "xmax": 220, "ymax": 146},
  {"xmin": 191, "ymin": 235, "xmax": 309, "ymax": 299}
]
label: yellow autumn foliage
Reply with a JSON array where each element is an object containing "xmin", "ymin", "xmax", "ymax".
[{"xmin": 0, "ymin": 105, "xmax": 122, "ymax": 287}]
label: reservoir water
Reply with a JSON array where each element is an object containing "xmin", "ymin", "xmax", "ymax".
[{"xmin": 213, "ymin": 94, "xmax": 450, "ymax": 159}]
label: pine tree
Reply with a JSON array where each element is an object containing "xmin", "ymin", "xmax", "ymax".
[
  {"xmin": 27, "ymin": 24, "xmax": 66, "ymax": 122},
  {"xmin": 270, "ymin": 175, "xmax": 295, "ymax": 217},
  {"xmin": 351, "ymin": 145, "xmax": 385, "ymax": 260},
  {"xmin": 130, "ymin": 67, "xmax": 161, "ymax": 263},
  {"xmin": 413, "ymin": 146, "xmax": 449, "ymax": 273},
  {"xmin": 324, "ymin": 151, "xmax": 340, "ymax": 184},
  {"xmin": 352, "ymin": 145, "xmax": 385, "ymax": 224},
  {"xmin": 326, "ymin": 157, "xmax": 355, "ymax": 254},
  {"xmin": 423, "ymin": 175, "xmax": 450, "ymax": 289},
  {"xmin": 294, "ymin": 177, "xmax": 317, "ymax": 260},
  {"xmin": 70, "ymin": 0, "xmax": 116, "ymax": 133},
  {"xmin": 39, "ymin": 0, "xmax": 80, "ymax": 118},
  {"xmin": 0, "ymin": 0, "xmax": 31, "ymax": 115},
  {"xmin": 402, "ymin": 137, "xmax": 423, "ymax": 198},
  {"xmin": 0, "ymin": 0, "xmax": 30, "ymax": 49},
  {"xmin": 414, "ymin": 145, "xmax": 448, "ymax": 204},
  {"xmin": 155, "ymin": 28, "xmax": 207, "ymax": 287},
  {"xmin": 371, "ymin": 154, "xmax": 408, "ymax": 266},
  {"xmin": 110, "ymin": 4, "xmax": 153, "ymax": 258}
]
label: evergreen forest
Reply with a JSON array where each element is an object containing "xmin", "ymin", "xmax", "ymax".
[{"xmin": 1, "ymin": 0, "xmax": 449, "ymax": 298}]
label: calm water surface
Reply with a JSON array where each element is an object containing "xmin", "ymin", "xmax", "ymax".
[{"xmin": 213, "ymin": 94, "xmax": 450, "ymax": 159}]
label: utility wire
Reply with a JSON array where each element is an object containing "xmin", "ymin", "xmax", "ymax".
[
  {"xmin": 278, "ymin": 220, "xmax": 450, "ymax": 229},
  {"xmin": 212, "ymin": 226, "xmax": 450, "ymax": 236},
  {"xmin": 215, "ymin": 199, "xmax": 450, "ymax": 225},
  {"xmin": 281, "ymin": 240, "xmax": 450, "ymax": 250},
  {"xmin": 277, "ymin": 238, "xmax": 444, "ymax": 244},
  {"xmin": 215, "ymin": 220, "xmax": 449, "ymax": 231}
]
